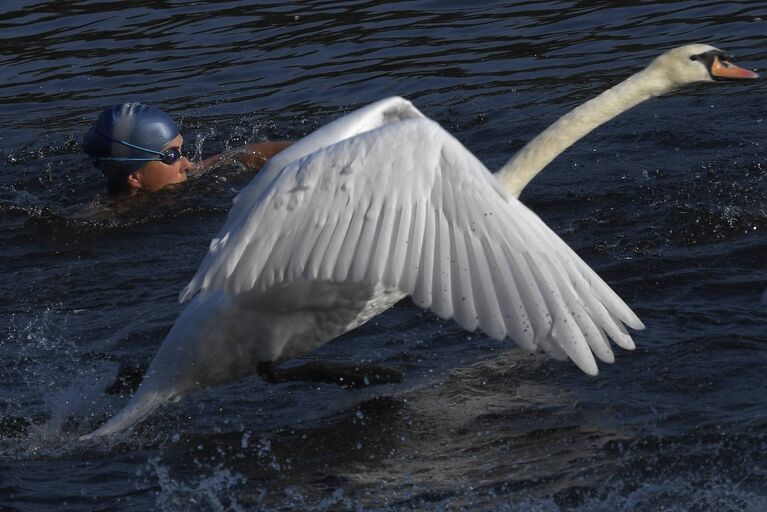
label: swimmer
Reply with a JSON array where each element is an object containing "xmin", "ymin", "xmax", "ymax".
[{"xmin": 83, "ymin": 102, "xmax": 291, "ymax": 194}]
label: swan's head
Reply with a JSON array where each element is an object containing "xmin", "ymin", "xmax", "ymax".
[{"xmin": 647, "ymin": 44, "xmax": 759, "ymax": 87}]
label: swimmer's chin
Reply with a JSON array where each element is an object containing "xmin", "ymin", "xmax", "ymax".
[{"xmin": 151, "ymin": 175, "xmax": 190, "ymax": 192}]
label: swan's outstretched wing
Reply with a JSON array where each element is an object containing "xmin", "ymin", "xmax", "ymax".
[{"xmin": 182, "ymin": 117, "xmax": 643, "ymax": 375}]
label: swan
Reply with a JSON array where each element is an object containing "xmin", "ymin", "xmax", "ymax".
[{"xmin": 81, "ymin": 44, "xmax": 757, "ymax": 440}]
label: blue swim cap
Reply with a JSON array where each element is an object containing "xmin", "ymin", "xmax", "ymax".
[{"xmin": 83, "ymin": 102, "xmax": 180, "ymax": 176}]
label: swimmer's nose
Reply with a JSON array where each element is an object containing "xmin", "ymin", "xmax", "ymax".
[{"xmin": 180, "ymin": 157, "xmax": 193, "ymax": 173}]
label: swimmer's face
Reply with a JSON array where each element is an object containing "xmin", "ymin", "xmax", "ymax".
[{"xmin": 127, "ymin": 134, "xmax": 192, "ymax": 192}]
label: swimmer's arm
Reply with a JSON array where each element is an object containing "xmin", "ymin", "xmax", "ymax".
[{"xmin": 195, "ymin": 141, "xmax": 293, "ymax": 172}]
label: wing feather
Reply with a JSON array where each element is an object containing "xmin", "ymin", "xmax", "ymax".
[
  {"xmin": 432, "ymin": 209, "xmax": 453, "ymax": 320},
  {"xmin": 449, "ymin": 222, "xmax": 478, "ymax": 331},
  {"xmin": 351, "ymin": 195, "xmax": 383, "ymax": 282},
  {"xmin": 467, "ymin": 232, "xmax": 506, "ymax": 340},
  {"xmin": 543, "ymin": 252, "xmax": 615, "ymax": 363},
  {"xmin": 484, "ymin": 239, "xmax": 535, "ymax": 350},
  {"xmin": 413, "ymin": 202, "xmax": 436, "ymax": 309},
  {"xmin": 369, "ymin": 197, "xmax": 397, "ymax": 283},
  {"xmin": 401, "ymin": 199, "xmax": 425, "ymax": 294},
  {"xmin": 528, "ymin": 252, "xmax": 596, "ymax": 372},
  {"xmin": 307, "ymin": 207, "xmax": 339, "ymax": 280},
  {"xmin": 384, "ymin": 202, "xmax": 410, "ymax": 287},
  {"xmin": 332, "ymin": 206, "xmax": 365, "ymax": 281},
  {"xmin": 504, "ymin": 246, "xmax": 553, "ymax": 344},
  {"xmin": 320, "ymin": 205, "xmax": 352, "ymax": 281}
]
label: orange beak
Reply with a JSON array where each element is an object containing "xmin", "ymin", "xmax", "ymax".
[{"xmin": 711, "ymin": 56, "xmax": 759, "ymax": 80}]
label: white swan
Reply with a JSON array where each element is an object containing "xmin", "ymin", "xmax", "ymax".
[{"xmin": 82, "ymin": 44, "xmax": 757, "ymax": 439}]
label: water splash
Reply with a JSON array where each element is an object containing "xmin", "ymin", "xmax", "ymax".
[
  {"xmin": 145, "ymin": 457, "xmax": 248, "ymax": 512},
  {"xmin": 0, "ymin": 308, "xmax": 117, "ymax": 455}
]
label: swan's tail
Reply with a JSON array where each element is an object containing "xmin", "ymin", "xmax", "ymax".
[{"xmin": 80, "ymin": 387, "xmax": 169, "ymax": 441}]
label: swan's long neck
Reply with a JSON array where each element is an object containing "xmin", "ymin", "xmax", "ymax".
[{"xmin": 497, "ymin": 66, "xmax": 676, "ymax": 197}]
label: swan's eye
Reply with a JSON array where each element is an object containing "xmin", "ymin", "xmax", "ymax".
[{"xmin": 690, "ymin": 54, "xmax": 702, "ymax": 62}]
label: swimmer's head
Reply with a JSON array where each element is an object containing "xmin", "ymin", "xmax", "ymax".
[{"xmin": 83, "ymin": 103, "xmax": 191, "ymax": 194}]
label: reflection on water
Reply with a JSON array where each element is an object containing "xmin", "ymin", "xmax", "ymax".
[{"xmin": 1, "ymin": 0, "xmax": 766, "ymax": 510}]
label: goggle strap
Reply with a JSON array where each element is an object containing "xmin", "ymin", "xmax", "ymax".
[
  {"xmin": 93, "ymin": 126, "xmax": 166, "ymax": 158},
  {"xmin": 95, "ymin": 156, "xmax": 160, "ymax": 162}
]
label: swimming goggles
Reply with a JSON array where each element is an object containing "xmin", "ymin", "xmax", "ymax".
[{"xmin": 92, "ymin": 126, "xmax": 184, "ymax": 165}]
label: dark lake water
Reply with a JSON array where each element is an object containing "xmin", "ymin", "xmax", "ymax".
[{"xmin": 2, "ymin": 1, "xmax": 767, "ymax": 510}]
